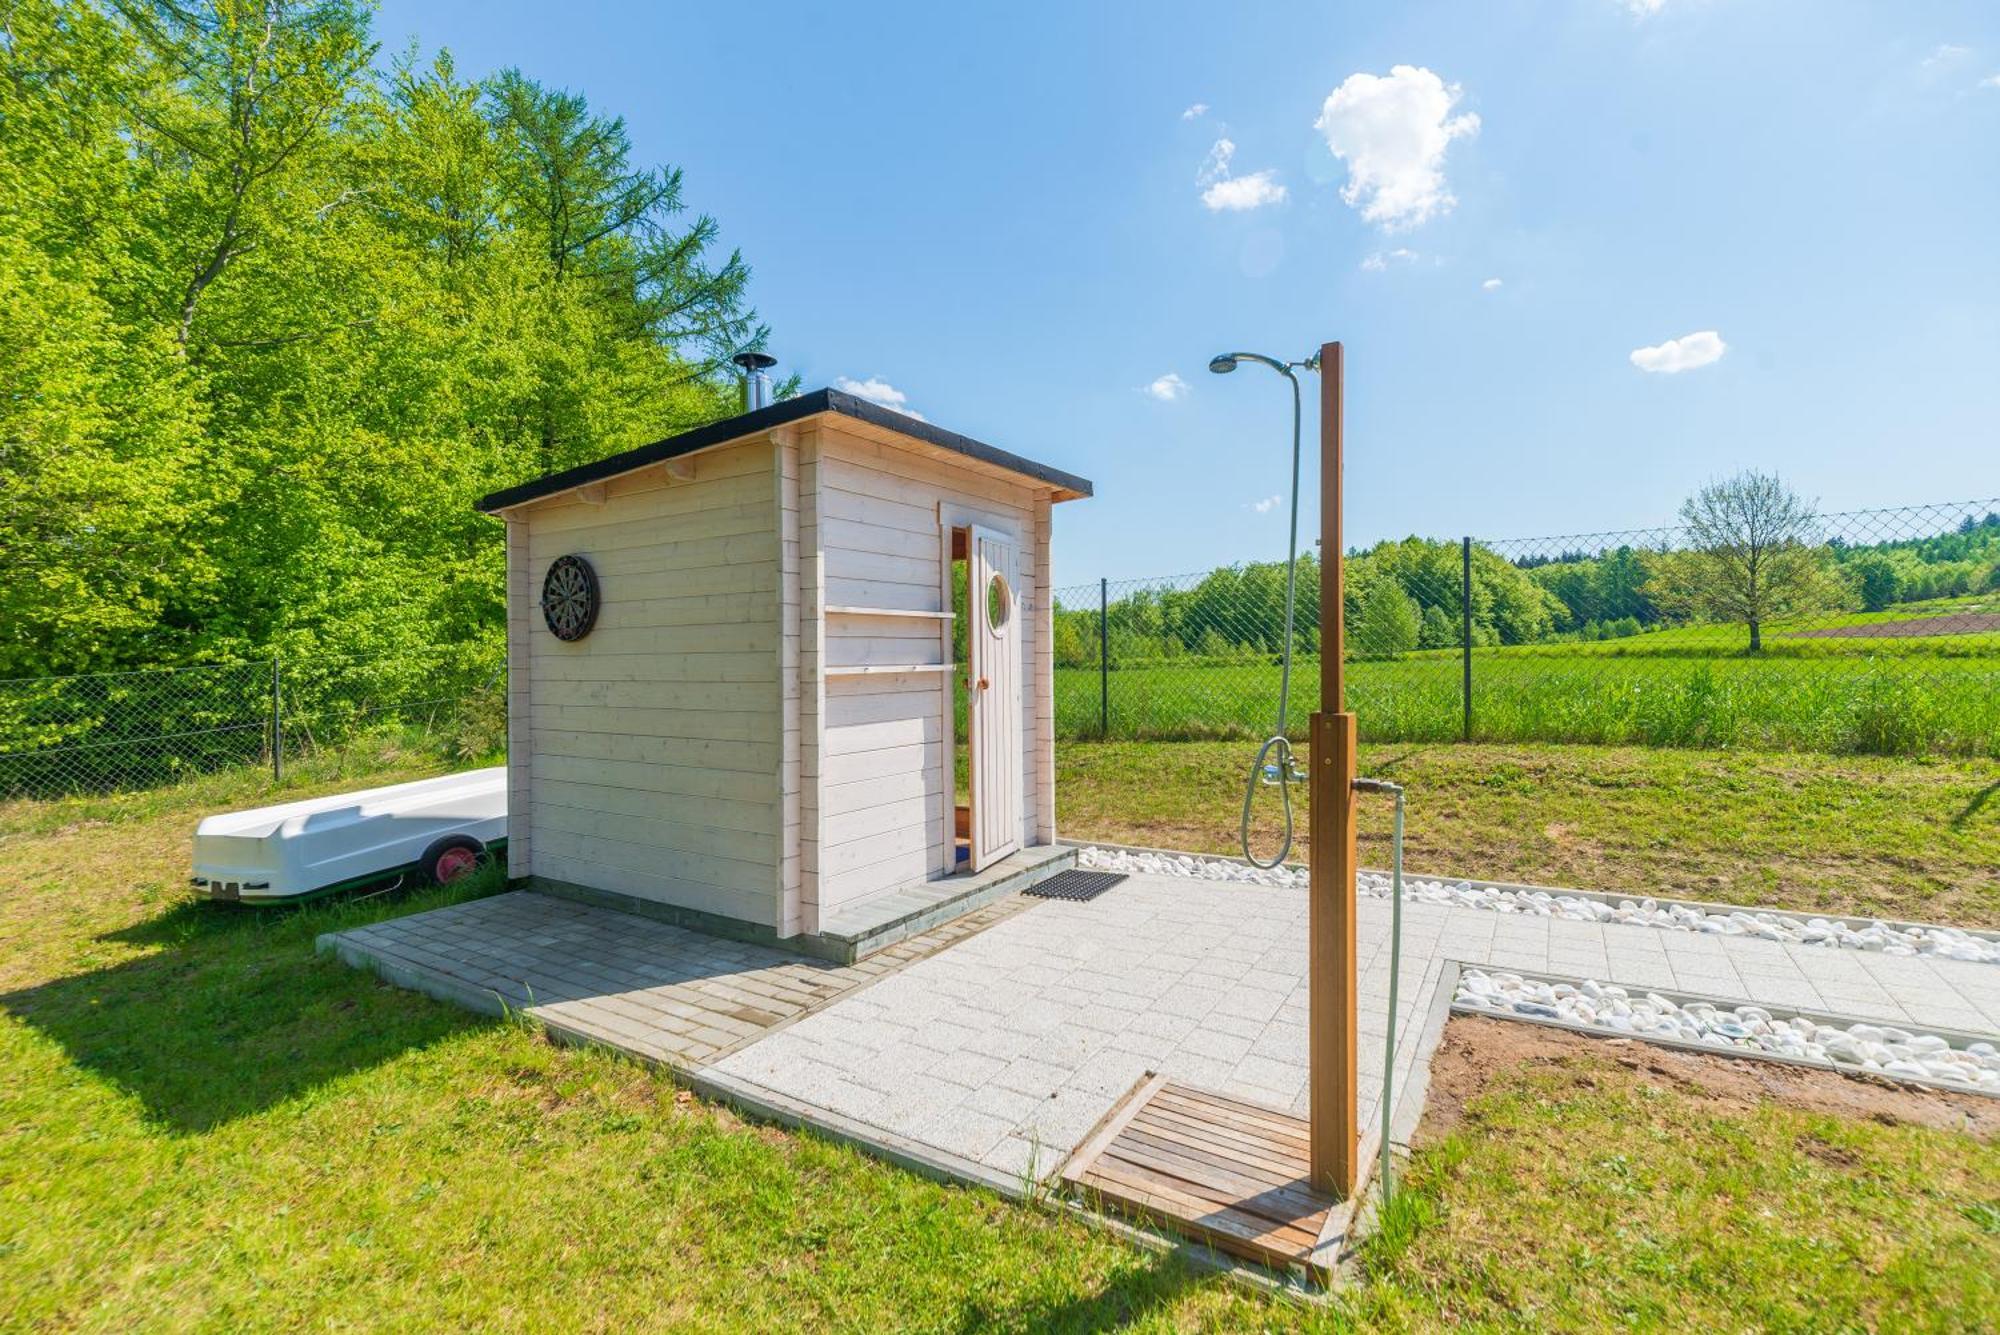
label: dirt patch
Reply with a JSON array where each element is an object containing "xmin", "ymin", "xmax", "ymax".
[
  {"xmin": 1417, "ymin": 1014, "xmax": 2000, "ymax": 1142},
  {"xmin": 1788, "ymin": 611, "xmax": 2000, "ymax": 638}
]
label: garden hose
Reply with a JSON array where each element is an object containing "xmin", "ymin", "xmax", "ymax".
[{"xmin": 1239, "ymin": 360, "xmax": 1309, "ymax": 869}]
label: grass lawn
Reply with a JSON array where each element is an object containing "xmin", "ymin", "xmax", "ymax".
[
  {"xmin": 1057, "ymin": 740, "xmax": 2000, "ymax": 928},
  {"xmin": 2, "ymin": 746, "xmax": 1995, "ymax": 1330},
  {"xmin": 1344, "ymin": 1017, "xmax": 2000, "ymax": 1331}
]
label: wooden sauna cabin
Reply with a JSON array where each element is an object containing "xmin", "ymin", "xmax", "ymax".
[{"xmin": 475, "ymin": 387, "xmax": 1093, "ymax": 960}]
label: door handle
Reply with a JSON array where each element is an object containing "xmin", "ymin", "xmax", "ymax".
[{"xmin": 977, "ymin": 677, "xmax": 990, "ymax": 690}]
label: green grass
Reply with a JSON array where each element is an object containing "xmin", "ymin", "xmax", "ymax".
[
  {"xmin": 1335, "ymin": 1030, "xmax": 2000, "ymax": 1332},
  {"xmin": 1058, "ymin": 740, "xmax": 2000, "ymax": 928},
  {"xmin": 1057, "ymin": 652, "xmax": 2000, "ymax": 755},
  {"xmin": 3, "ymin": 748, "xmax": 1996, "ymax": 1329}
]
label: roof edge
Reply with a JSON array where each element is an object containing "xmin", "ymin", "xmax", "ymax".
[{"xmin": 475, "ymin": 388, "xmax": 1092, "ymax": 513}]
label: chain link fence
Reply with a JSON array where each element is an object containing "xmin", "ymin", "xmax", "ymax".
[
  {"xmin": 8, "ymin": 498, "xmax": 1996, "ymax": 800},
  {"xmin": 1054, "ymin": 499, "xmax": 2000, "ymax": 756},
  {"xmin": 0, "ymin": 645, "xmax": 506, "ymax": 800}
]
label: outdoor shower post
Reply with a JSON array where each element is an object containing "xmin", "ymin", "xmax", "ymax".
[
  {"xmin": 1099, "ymin": 577, "xmax": 1110, "ymax": 739},
  {"xmin": 1308, "ymin": 340, "xmax": 1359, "ymax": 1197},
  {"xmin": 1461, "ymin": 536, "xmax": 1474, "ymax": 743}
]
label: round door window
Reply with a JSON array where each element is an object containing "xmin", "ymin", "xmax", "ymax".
[
  {"xmin": 541, "ymin": 554, "xmax": 600, "ymax": 641},
  {"xmin": 985, "ymin": 573, "xmax": 1012, "ymax": 632}
]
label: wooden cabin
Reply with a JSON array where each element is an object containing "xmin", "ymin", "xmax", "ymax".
[{"xmin": 476, "ymin": 388, "xmax": 1092, "ymax": 960}]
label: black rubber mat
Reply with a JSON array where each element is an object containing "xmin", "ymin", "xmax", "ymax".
[{"xmin": 1024, "ymin": 870, "xmax": 1128, "ymax": 902}]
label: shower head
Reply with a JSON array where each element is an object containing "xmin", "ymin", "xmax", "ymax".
[{"xmin": 1208, "ymin": 350, "xmax": 1298, "ymax": 378}]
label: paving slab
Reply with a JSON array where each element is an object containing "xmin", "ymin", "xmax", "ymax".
[
  {"xmin": 714, "ymin": 873, "xmax": 2000, "ymax": 1183},
  {"xmin": 318, "ymin": 889, "xmax": 1027, "ymax": 1067}
]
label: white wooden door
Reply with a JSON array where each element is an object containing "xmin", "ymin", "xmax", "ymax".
[{"xmin": 967, "ymin": 526, "xmax": 1023, "ymax": 870}]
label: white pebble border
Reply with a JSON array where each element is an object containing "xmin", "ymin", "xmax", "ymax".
[
  {"xmin": 1454, "ymin": 968, "xmax": 2000, "ymax": 1095},
  {"xmin": 1071, "ymin": 845, "xmax": 2000, "ymax": 966}
]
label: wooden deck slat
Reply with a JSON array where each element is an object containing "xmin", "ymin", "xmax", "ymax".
[
  {"xmin": 1064, "ymin": 1079, "xmax": 1337, "ymax": 1283},
  {"xmin": 1152, "ymin": 1087, "xmax": 1314, "ymax": 1144},
  {"xmin": 1103, "ymin": 1144, "xmax": 1328, "ymax": 1235},
  {"xmin": 1125, "ymin": 1112, "xmax": 1308, "ymax": 1182},
  {"xmin": 1084, "ymin": 1155, "xmax": 1321, "ymax": 1253},
  {"xmin": 1140, "ymin": 1094, "xmax": 1312, "ymax": 1153},
  {"xmin": 1114, "ymin": 1128, "xmax": 1326, "ymax": 1211},
  {"xmin": 1132, "ymin": 1101, "xmax": 1312, "ymax": 1164}
]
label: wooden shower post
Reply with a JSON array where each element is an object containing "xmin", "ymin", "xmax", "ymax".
[{"xmin": 1308, "ymin": 340, "xmax": 1359, "ymax": 1197}]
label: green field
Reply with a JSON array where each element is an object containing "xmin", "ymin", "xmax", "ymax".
[{"xmin": 1058, "ymin": 642, "xmax": 2000, "ymax": 759}]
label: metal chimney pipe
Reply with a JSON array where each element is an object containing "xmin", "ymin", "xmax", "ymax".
[{"xmin": 732, "ymin": 350, "xmax": 778, "ymax": 411}]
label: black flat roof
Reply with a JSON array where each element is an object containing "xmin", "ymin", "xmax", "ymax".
[{"xmin": 475, "ymin": 388, "xmax": 1093, "ymax": 513}]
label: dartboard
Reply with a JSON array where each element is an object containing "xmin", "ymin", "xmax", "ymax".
[{"xmin": 541, "ymin": 554, "xmax": 599, "ymax": 641}]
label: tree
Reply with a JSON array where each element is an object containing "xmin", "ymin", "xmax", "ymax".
[
  {"xmin": 1418, "ymin": 603, "xmax": 1456, "ymax": 650},
  {"xmin": 1849, "ymin": 554, "xmax": 1902, "ymax": 613},
  {"xmin": 1645, "ymin": 471, "xmax": 1835, "ymax": 652},
  {"xmin": 1354, "ymin": 581, "xmax": 1420, "ymax": 656}
]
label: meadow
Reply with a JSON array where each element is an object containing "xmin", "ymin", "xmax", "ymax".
[{"xmin": 1055, "ymin": 610, "xmax": 2000, "ymax": 756}]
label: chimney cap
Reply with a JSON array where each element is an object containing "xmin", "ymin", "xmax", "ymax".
[{"xmin": 731, "ymin": 350, "xmax": 777, "ymax": 372}]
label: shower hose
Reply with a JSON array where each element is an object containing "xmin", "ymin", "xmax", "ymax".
[{"xmin": 1239, "ymin": 367, "xmax": 1308, "ymax": 870}]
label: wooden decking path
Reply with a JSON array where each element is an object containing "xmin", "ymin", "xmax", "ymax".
[{"xmin": 1061, "ymin": 1075, "xmax": 1340, "ymax": 1283}]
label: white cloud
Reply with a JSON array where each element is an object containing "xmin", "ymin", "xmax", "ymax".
[
  {"xmin": 1629, "ymin": 330, "xmax": 1727, "ymax": 374},
  {"xmin": 1924, "ymin": 43, "xmax": 1972, "ymax": 68},
  {"xmin": 1196, "ymin": 137, "xmax": 1233, "ymax": 185},
  {"xmin": 1360, "ymin": 247, "xmax": 1420, "ymax": 272},
  {"xmin": 1145, "ymin": 372, "xmax": 1188, "ymax": 402},
  {"xmin": 835, "ymin": 375, "xmax": 925, "ymax": 420},
  {"xmin": 1481, "ymin": 277, "xmax": 1504, "ymax": 290},
  {"xmin": 1624, "ymin": 0, "xmax": 1668, "ymax": 16},
  {"xmin": 1203, "ymin": 171, "xmax": 1287, "ymax": 211},
  {"xmin": 1196, "ymin": 136, "xmax": 1287, "ymax": 211},
  {"xmin": 1982, "ymin": 73, "xmax": 2000, "ymax": 89},
  {"xmin": 1315, "ymin": 65, "xmax": 1479, "ymax": 231},
  {"xmin": 1182, "ymin": 102, "xmax": 1209, "ymax": 120},
  {"xmin": 1247, "ymin": 494, "xmax": 1283, "ymax": 514}
]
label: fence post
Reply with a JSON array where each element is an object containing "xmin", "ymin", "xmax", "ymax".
[
  {"xmin": 1098, "ymin": 577, "xmax": 1110, "ymax": 740},
  {"xmin": 271, "ymin": 653, "xmax": 283, "ymax": 782},
  {"xmin": 1460, "ymin": 537, "xmax": 1473, "ymax": 743}
]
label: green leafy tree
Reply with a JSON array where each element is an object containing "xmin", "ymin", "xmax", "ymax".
[
  {"xmin": 1, "ymin": 0, "xmax": 767, "ymax": 686},
  {"xmin": 1646, "ymin": 471, "xmax": 1838, "ymax": 652},
  {"xmin": 1849, "ymin": 554, "xmax": 1902, "ymax": 613},
  {"xmin": 1418, "ymin": 603, "xmax": 1456, "ymax": 650},
  {"xmin": 1354, "ymin": 581, "xmax": 1420, "ymax": 656}
]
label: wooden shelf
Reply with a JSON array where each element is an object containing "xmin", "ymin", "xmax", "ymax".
[
  {"xmin": 825, "ymin": 606, "xmax": 955, "ymax": 621},
  {"xmin": 824, "ymin": 662, "xmax": 958, "ymax": 677}
]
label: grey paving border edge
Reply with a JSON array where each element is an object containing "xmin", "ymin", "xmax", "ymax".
[
  {"xmin": 1450, "ymin": 962, "xmax": 2000, "ymax": 1099},
  {"xmin": 1061, "ymin": 837, "xmax": 2000, "ymax": 946}
]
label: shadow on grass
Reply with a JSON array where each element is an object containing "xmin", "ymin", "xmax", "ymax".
[
  {"xmin": 952, "ymin": 1246, "xmax": 1208, "ymax": 1333},
  {"xmin": 1953, "ymin": 778, "xmax": 1999, "ymax": 829},
  {"xmin": 0, "ymin": 876, "xmax": 502, "ymax": 1134}
]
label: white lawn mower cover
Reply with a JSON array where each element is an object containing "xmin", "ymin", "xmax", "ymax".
[{"xmin": 192, "ymin": 767, "xmax": 507, "ymax": 902}]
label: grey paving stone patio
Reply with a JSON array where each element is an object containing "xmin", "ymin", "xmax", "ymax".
[
  {"xmin": 330, "ymin": 869, "xmax": 2000, "ymax": 1194},
  {"xmin": 319, "ymin": 889, "xmax": 1028, "ymax": 1067},
  {"xmin": 712, "ymin": 872, "xmax": 2000, "ymax": 1181}
]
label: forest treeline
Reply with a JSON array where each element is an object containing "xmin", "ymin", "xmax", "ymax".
[
  {"xmin": 1053, "ymin": 514, "xmax": 2000, "ymax": 668},
  {"xmin": 1, "ymin": 0, "xmax": 764, "ymax": 681}
]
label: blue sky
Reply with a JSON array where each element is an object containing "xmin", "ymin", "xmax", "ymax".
[{"xmin": 377, "ymin": 0, "xmax": 2000, "ymax": 587}]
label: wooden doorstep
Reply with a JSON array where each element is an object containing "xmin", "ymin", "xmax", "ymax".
[{"xmin": 1060, "ymin": 1076, "xmax": 1338, "ymax": 1284}]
